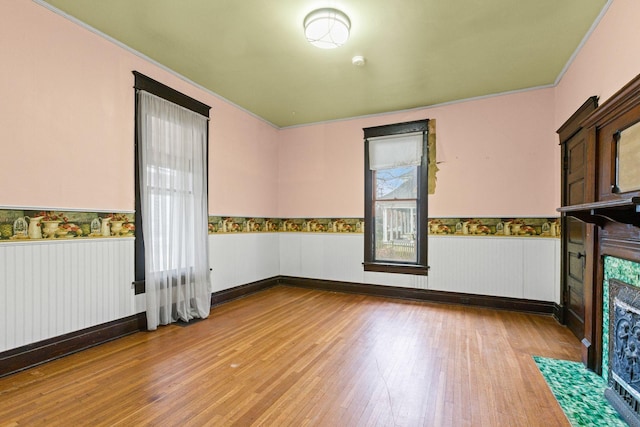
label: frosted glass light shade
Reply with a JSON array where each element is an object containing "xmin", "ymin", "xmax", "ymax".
[{"xmin": 304, "ymin": 8, "xmax": 350, "ymax": 49}]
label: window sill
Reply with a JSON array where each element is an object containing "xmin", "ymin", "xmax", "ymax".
[
  {"xmin": 132, "ymin": 280, "xmax": 145, "ymax": 295},
  {"xmin": 363, "ymin": 262, "xmax": 429, "ymax": 276}
]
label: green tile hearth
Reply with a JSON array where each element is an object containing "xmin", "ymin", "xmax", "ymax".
[{"xmin": 533, "ymin": 356, "xmax": 626, "ymax": 426}]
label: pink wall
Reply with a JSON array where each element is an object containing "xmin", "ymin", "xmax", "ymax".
[
  {"xmin": 279, "ymin": 0, "xmax": 640, "ymax": 220},
  {"xmin": 5, "ymin": 0, "xmax": 637, "ymax": 220},
  {"xmin": 552, "ymin": 0, "xmax": 640, "ymax": 210},
  {"xmin": 0, "ymin": 1, "xmax": 279, "ymax": 217},
  {"xmin": 555, "ymin": 0, "xmax": 640, "ymax": 129},
  {"xmin": 279, "ymin": 88, "xmax": 557, "ymax": 218}
]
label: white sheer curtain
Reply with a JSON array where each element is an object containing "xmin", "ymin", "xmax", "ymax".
[{"xmin": 137, "ymin": 90, "xmax": 211, "ymax": 331}]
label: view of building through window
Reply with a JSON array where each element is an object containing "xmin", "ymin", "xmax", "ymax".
[{"xmin": 374, "ymin": 166, "xmax": 417, "ymax": 262}]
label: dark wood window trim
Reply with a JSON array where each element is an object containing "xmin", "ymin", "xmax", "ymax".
[
  {"xmin": 363, "ymin": 119, "xmax": 429, "ymax": 275},
  {"xmin": 133, "ymin": 71, "xmax": 211, "ymax": 293},
  {"xmin": 132, "ymin": 71, "xmax": 210, "ymax": 117}
]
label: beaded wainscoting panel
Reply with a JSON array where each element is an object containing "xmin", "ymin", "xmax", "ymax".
[{"xmin": 0, "ymin": 238, "xmax": 136, "ymax": 352}]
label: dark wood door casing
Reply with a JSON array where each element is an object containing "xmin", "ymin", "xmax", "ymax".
[{"xmin": 557, "ymin": 96, "xmax": 598, "ymax": 366}]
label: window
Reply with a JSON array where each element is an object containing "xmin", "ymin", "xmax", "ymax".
[
  {"xmin": 133, "ymin": 72, "xmax": 212, "ymax": 330},
  {"xmin": 133, "ymin": 72, "xmax": 211, "ymax": 282},
  {"xmin": 363, "ymin": 120, "xmax": 429, "ymax": 275}
]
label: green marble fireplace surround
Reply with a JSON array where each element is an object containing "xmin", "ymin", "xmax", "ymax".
[{"xmin": 602, "ymin": 255, "xmax": 640, "ymax": 382}]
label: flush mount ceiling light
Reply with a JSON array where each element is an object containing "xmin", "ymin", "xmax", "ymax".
[{"xmin": 304, "ymin": 8, "xmax": 351, "ymax": 49}]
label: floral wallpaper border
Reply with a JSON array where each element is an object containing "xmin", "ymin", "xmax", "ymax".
[
  {"xmin": 207, "ymin": 217, "xmax": 364, "ymax": 234},
  {"xmin": 0, "ymin": 208, "xmax": 561, "ymax": 242},
  {"xmin": 207, "ymin": 216, "xmax": 561, "ymax": 238},
  {"xmin": 427, "ymin": 217, "xmax": 561, "ymax": 238},
  {"xmin": 0, "ymin": 209, "xmax": 134, "ymax": 241}
]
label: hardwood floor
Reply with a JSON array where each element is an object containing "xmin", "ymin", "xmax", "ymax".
[{"xmin": 0, "ymin": 285, "xmax": 580, "ymax": 426}]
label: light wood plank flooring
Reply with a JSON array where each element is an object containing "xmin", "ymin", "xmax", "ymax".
[{"xmin": 0, "ymin": 286, "xmax": 580, "ymax": 426}]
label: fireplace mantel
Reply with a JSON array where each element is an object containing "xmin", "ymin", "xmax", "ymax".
[
  {"xmin": 555, "ymin": 73, "xmax": 640, "ymax": 424},
  {"xmin": 557, "ymin": 73, "xmax": 640, "ymax": 374},
  {"xmin": 558, "ymin": 197, "xmax": 640, "ymax": 227}
]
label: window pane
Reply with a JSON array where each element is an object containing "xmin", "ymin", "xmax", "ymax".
[
  {"xmin": 374, "ymin": 200, "xmax": 417, "ymax": 262},
  {"xmin": 375, "ymin": 166, "xmax": 417, "ymax": 200}
]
